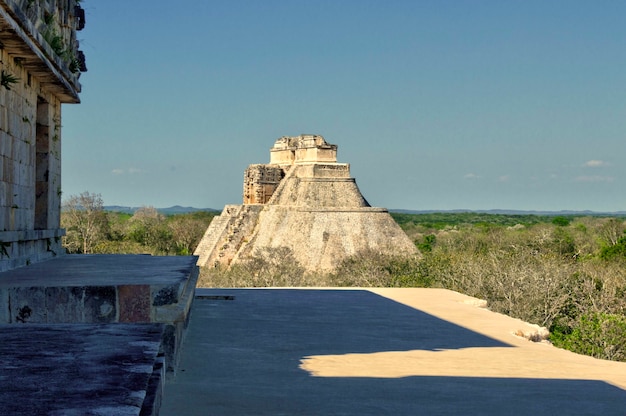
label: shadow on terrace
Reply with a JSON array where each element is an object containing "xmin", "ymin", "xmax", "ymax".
[{"xmin": 161, "ymin": 289, "xmax": 626, "ymax": 416}]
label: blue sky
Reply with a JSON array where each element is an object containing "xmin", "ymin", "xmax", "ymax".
[{"xmin": 62, "ymin": 1, "xmax": 626, "ymax": 211}]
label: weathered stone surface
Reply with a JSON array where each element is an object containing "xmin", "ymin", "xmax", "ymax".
[
  {"xmin": 152, "ymin": 283, "xmax": 180, "ymax": 307},
  {"xmin": 0, "ymin": 254, "xmax": 197, "ymax": 288},
  {"xmin": 9, "ymin": 286, "xmax": 46, "ymax": 323},
  {"xmin": 243, "ymin": 207, "xmax": 417, "ymax": 271},
  {"xmin": 195, "ymin": 135, "xmax": 419, "ymax": 271},
  {"xmin": 119, "ymin": 284, "xmax": 151, "ymax": 323},
  {"xmin": 83, "ymin": 286, "xmax": 116, "ymax": 323},
  {"xmin": 45, "ymin": 286, "xmax": 85, "ymax": 322},
  {"xmin": 0, "ymin": 287, "xmax": 8, "ymax": 323},
  {"xmin": 0, "ymin": 323, "xmax": 164, "ymax": 415},
  {"xmin": 161, "ymin": 288, "xmax": 626, "ymax": 415}
]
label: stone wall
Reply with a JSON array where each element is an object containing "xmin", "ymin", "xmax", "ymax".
[
  {"xmin": 243, "ymin": 164, "xmax": 285, "ymax": 204},
  {"xmin": 0, "ymin": 254, "xmax": 200, "ymax": 372},
  {"xmin": 0, "ymin": 1, "xmax": 84, "ymax": 271}
]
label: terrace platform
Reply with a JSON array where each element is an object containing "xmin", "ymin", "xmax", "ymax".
[
  {"xmin": 0, "ymin": 254, "xmax": 198, "ymax": 372},
  {"xmin": 161, "ymin": 288, "xmax": 626, "ymax": 415},
  {"xmin": 0, "ymin": 254, "xmax": 198, "ymax": 415}
]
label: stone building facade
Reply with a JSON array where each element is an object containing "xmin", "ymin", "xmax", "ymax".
[
  {"xmin": 0, "ymin": 0, "xmax": 85, "ymax": 271},
  {"xmin": 243, "ymin": 164, "xmax": 284, "ymax": 204},
  {"xmin": 196, "ymin": 135, "xmax": 419, "ymax": 271}
]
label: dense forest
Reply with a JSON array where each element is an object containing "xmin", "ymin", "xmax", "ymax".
[{"xmin": 62, "ymin": 193, "xmax": 626, "ymax": 362}]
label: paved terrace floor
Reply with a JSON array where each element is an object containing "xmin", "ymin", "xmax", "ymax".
[{"xmin": 162, "ymin": 288, "xmax": 626, "ymax": 415}]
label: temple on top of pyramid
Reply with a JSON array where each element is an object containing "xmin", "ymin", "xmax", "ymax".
[
  {"xmin": 270, "ymin": 134, "xmax": 338, "ymax": 165},
  {"xmin": 243, "ymin": 135, "xmax": 353, "ymax": 205},
  {"xmin": 195, "ymin": 135, "xmax": 418, "ymax": 271}
]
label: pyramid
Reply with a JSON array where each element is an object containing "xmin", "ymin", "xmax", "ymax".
[{"xmin": 195, "ymin": 135, "xmax": 418, "ymax": 271}]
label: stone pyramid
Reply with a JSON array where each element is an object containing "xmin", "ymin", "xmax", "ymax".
[{"xmin": 195, "ymin": 135, "xmax": 418, "ymax": 271}]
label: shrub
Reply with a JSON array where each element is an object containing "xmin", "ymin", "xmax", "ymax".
[
  {"xmin": 329, "ymin": 251, "xmax": 425, "ymax": 288},
  {"xmin": 416, "ymin": 234, "xmax": 436, "ymax": 253},
  {"xmin": 199, "ymin": 247, "xmax": 323, "ymax": 287},
  {"xmin": 551, "ymin": 312, "xmax": 626, "ymax": 361},
  {"xmin": 600, "ymin": 236, "xmax": 626, "ymax": 261},
  {"xmin": 552, "ymin": 216, "xmax": 571, "ymax": 226}
]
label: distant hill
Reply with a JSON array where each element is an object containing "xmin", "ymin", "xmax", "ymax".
[
  {"xmin": 103, "ymin": 205, "xmax": 626, "ymax": 217},
  {"xmin": 104, "ymin": 205, "xmax": 219, "ymax": 215},
  {"xmin": 390, "ymin": 209, "xmax": 626, "ymax": 216}
]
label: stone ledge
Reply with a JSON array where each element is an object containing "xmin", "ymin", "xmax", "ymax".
[
  {"xmin": 297, "ymin": 177, "xmax": 355, "ymax": 183},
  {"xmin": 0, "ymin": 228, "xmax": 65, "ymax": 242},
  {"xmin": 0, "ymin": 254, "xmax": 199, "ymax": 373},
  {"xmin": 292, "ymin": 207, "xmax": 389, "ymax": 213},
  {"xmin": 0, "ymin": 1, "xmax": 82, "ymax": 102}
]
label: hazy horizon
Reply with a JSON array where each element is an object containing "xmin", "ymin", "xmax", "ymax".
[{"xmin": 102, "ymin": 203, "xmax": 626, "ymax": 215}]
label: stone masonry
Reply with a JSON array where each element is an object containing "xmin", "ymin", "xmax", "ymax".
[
  {"xmin": 0, "ymin": 0, "xmax": 86, "ymax": 271},
  {"xmin": 195, "ymin": 135, "xmax": 418, "ymax": 272}
]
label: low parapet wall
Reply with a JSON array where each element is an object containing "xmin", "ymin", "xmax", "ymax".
[{"xmin": 0, "ymin": 254, "xmax": 199, "ymax": 373}]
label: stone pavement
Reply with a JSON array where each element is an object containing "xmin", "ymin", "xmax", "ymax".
[
  {"xmin": 0, "ymin": 323, "xmax": 164, "ymax": 415},
  {"xmin": 161, "ymin": 288, "xmax": 626, "ymax": 415},
  {"xmin": 0, "ymin": 254, "xmax": 199, "ymax": 415}
]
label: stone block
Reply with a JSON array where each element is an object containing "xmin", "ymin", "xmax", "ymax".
[
  {"xmin": 0, "ymin": 180, "xmax": 6, "ymax": 204},
  {"xmin": 152, "ymin": 283, "xmax": 180, "ymax": 307},
  {"xmin": 45, "ymin": 286, "xmax": 85, "ymax": 323},
  {"xmin": 118, "ymin": 284, "xmax": 150, "ymax": 323},
  {"xmin": 153, "ymin": 303, "xmax": 184, "ymax": 324},
  {"xmin": 0, "ymin": 288, "xmax": 9, "ymax": 323},
  {"xmin": 9, "ymin": 286, "xmax": 46, "ymax": 323},
  {"xmin": 161, "ymin": 323, "xmax": 185, "ymax": 373},
  {"xmin": 84, "ymin": 286, "xmax": 117, "ymax": 323},
  {"xmin": 3, "ymin": 157, "xmax": 12, "ymax": 184}
]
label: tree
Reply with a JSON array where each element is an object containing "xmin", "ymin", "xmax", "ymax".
[
  {"xmin": 168, "ymin": 212, "xmax": 213, "ymax": 255},
  {"xmin": 128, "ymin": 206, "xmax": 172, "ymax": 253},
  {"xmin": 61, "ymin": 192, "xmax": 108, "ymax": 253},
  {"xmin": 600, "ymin": 218, "xmax": 625, "ymax": 246},
  {"xmin": 552, "ymin": 216, "xmax": 571, "ymax": 227}
]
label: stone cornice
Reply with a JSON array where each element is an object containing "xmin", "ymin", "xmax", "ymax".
[{"xmin": 0, "ymin": 1, "xmax": 81, "ymax": 102}]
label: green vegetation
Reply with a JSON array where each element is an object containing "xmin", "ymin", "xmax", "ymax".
[
  {"xmin": 390, "ymin": 211, "xmax": 555, "ymax": 230},
  {"xmin": 1, "ymin": 70, "xmax": 19, "ymax": 90},
  {"xmin": 61, "ymin": 193, "xmax": 216, "ymax": 256}
]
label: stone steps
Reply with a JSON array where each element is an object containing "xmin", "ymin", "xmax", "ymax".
[
  {"xmin": 194, "ymin": 216, "xmax": 230, "ymax": 266},
  {"xmin": 195, "ymin": 205, "xmax": 242, "ymax": 267},
  {"xmin": 195, "ymin": 205, "xmax": 264, "ymax": 269},
  {"xmin": 218, "ymin": 205, "xmax": 263, "ymax": 266}
]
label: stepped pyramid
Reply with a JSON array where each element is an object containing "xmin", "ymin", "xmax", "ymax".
[{"xmin": 195, "ymin": 135, "xmax": 418, "ymax": 271}]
